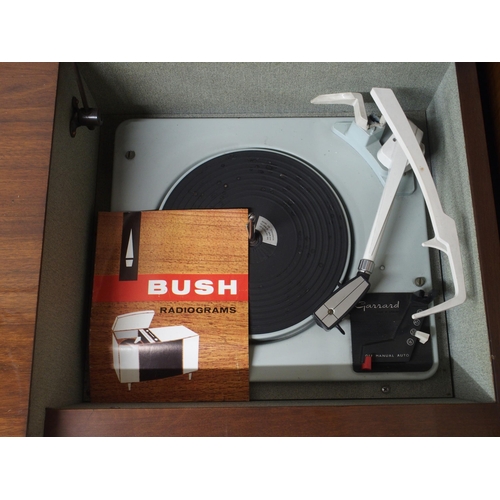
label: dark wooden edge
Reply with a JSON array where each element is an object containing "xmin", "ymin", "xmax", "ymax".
[
  {"xmin": 475, "ymin": 63, "xmax": 500, "ymax": 232},
  {"xmin": 455, "ymin": 62, "xmax": 500, "ymax": 402},
  {"xmin": 44, "ymin": 404, "xmax": 500, "ymax": 436},
  {"xmin": 43, "ymin": 63, "xmax": 500, "ymax": 437}
]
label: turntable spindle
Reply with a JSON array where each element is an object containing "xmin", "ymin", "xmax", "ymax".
[{"xmin": 247, "ymin": 213, "xmax": 259, "ymax": 246}]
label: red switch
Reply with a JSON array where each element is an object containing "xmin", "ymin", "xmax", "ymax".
[{"xmin": 361, "ymin": 355, "xmax": 372, "ymax": 371}]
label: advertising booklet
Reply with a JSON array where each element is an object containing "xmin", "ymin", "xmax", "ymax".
[{"xmin": 89, "ymin": 209, "xmax": 249, "ymax": 403}]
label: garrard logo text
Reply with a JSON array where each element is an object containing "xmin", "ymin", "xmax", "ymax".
[{"xmin": 355, "ymin": 300, "xmax": 400, "ymax": 312}]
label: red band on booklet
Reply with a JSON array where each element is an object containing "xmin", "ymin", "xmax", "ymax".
[{"xmin": 93, "ymin": 273, "xmax": 249, "ymax": 302}]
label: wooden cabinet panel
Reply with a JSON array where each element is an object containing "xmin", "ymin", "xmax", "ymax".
[
  {"xmin": 0, "ymin": 63, "xmax": 59, "ymax": 436},
  {"xmin": 45, "ymin": 404, "xmax": 500, "ymax": 437}
]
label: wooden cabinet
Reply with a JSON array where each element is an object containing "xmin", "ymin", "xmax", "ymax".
[
  {"xmin": 1, "ymin": 62, "xmax": 499, "ymax": 436},
  {"xmin": 0, "ymin": 63, "xmax": 58, "ymax": 436}
]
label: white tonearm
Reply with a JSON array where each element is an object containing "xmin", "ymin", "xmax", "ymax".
[{"xmin": 311, "ymin": 88, "xmax": 466, "ymax": 330}]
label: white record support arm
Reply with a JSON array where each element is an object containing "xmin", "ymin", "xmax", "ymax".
[
  {"xmin": 310, "ymin": 92, "xmax": 370, "ymax": 130},
  {"xmin": 370, "ymin": 87, "xmax": 466, "ymax": 320}
]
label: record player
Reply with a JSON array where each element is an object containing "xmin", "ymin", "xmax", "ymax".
[{"xmin": 110, "ymin": 88, "xmax": 465, "ymax": 383}]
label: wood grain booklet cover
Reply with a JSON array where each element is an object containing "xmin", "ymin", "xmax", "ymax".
[{"xmin": 89, "ymin": 209, "xmax": 249, "ymax": 403}]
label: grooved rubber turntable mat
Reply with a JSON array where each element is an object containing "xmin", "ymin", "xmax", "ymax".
[{"xmin": 163, "ymin": 150, "xmax": 351, "ymax": 335}]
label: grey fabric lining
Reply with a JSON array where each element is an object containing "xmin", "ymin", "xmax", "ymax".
[
  {"xmin": 426, "ymin": 65, "xmax": 495, "ymax": 402},
  {"xmin": 78, "ymin": 62, "xmax": 450, "ymax": 117}
]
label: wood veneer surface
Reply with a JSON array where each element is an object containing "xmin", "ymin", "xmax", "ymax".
[
  {"xmin": 0, "ymin": 63, "xmax": 59, "ymax": 436},
  {"xmin": 44, "ymin": 404, "xmax": 500, "ymax": 437}
]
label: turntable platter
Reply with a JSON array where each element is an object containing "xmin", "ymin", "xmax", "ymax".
[{"xmin": 162, "ymin": 150, "xmax": 351, "ymax": 337}]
